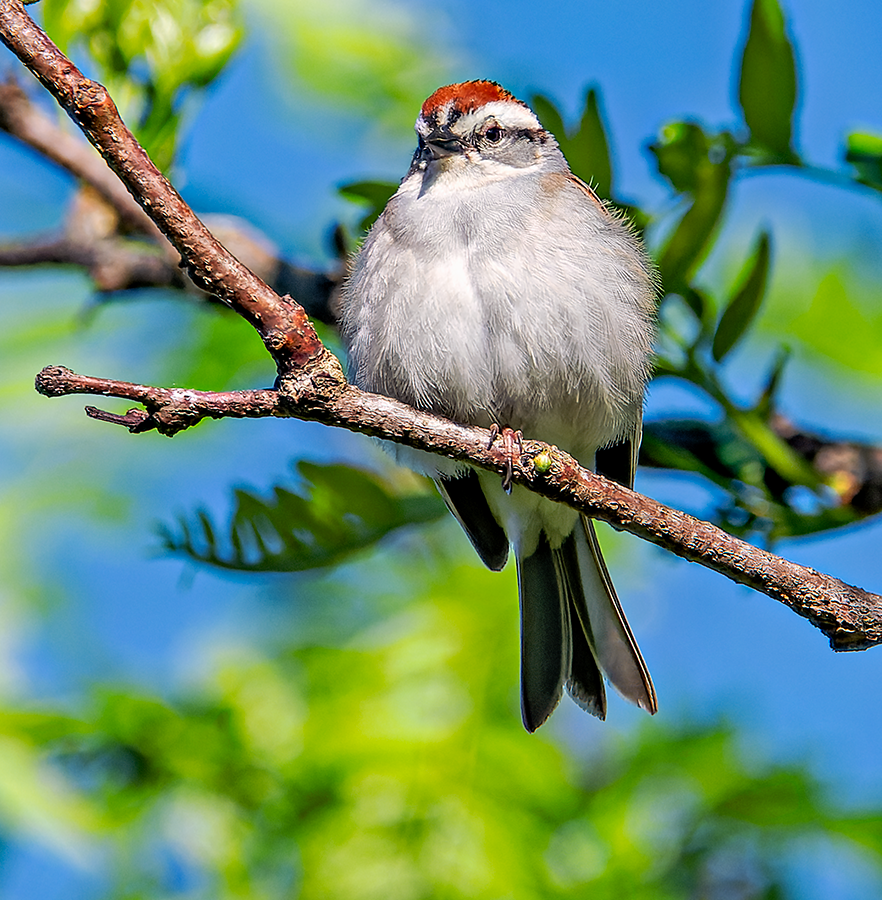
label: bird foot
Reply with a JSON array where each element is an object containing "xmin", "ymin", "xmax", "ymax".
[{"xmin": 488, "ymin": 425, "xmax": 524, "ymax": 494}]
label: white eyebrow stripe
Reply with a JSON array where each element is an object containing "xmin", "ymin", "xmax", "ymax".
[{"xmin": 455, "ymin": 102, "xmax": 542, "ymax": 132}]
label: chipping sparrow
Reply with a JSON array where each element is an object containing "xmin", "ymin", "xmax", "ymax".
[{"xmin": 340, "ymin": 81, "xmax": 658, "ymax": 731}]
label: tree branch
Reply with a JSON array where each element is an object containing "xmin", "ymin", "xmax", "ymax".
[
  {"xmin": 35, "ymin": 365, "xmax": 284, "ymax": 434},
  {"xmin": 0, "ymin": 76, "xmax": 160, "ymax": 236},
  {"xmin": 3, "ymin": 0, "xmax": 881, "ymax": 651},
  {"xmin": 0, "ymin": 231, "xmax": 183, "ymax": 291},
  {"xmin": 33, "ymin": 363, "xmax": 882, "ymax": 651}
]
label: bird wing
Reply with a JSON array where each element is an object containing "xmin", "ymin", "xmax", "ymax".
[
  {"xmin": 595, "ymin": 418, "xmax": 642, "ymax": 490},
  {"xmin": 434, "ymin": 471, "xmax": 509, "ymax": 572}
]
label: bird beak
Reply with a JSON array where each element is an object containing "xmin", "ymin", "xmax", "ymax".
[{"xmin": 423, "ymin": 128, "xmax": 465, "ymax": 159}]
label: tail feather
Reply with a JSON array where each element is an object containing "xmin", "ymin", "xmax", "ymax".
[
  {"xmin": 563, "ymin": 589, "xmax": 607, "ymax": 719},
  {"xmin": 517, "ymin": 519, "xmax": 656, "ymax": 731},
  {"xmin": 516, "ymin": 534, "xmax": 571, "ymax": 732},
  {"xmin": 569, "ymin": 517, "xmax": 657, "ymax": 714}
]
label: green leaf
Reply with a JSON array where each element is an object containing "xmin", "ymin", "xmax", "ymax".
[
  {"xmin": 672, "ymin": 286, "xmax": 710, "ymax": 324},
  {"xmin": 163, "ymin": 461, "xmax": 445, "ymax": 572},
  {"xmin": 650, "ymin": 123, "xmax": 736, "ymax": 291},
  {"xmin": 338, "ymin": 181, "xmax": 398, "ymax": 207},
  {"xmin": 661, "ymin": 180, "xmax": 729, "ymax": 295},
  {"xmin": 566, "ymin": 89, "xmax": 613, "ymax": 197},
  {"xmin": 338, "ymin": 180, "xmax": 398, "ymax": 232},
  {"xmin": 712, "ymin": 231, "xmax": 772, "ymax": 361},
  {"xmin": 845, "ymin": 131, "xmax": 882, "ymax": 190},
  {"xmin": 650, "ymin": 121, "xmax": 711, "ymax": 195},
  {"xmin": 738, "ymin": 0, "xmax": 799, "ymax": 160},
  {"xmin": 753, "ymin": 344, "xmax": 792, "ymax": 417}
]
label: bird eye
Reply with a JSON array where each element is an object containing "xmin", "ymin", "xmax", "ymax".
[{"xmin": 484, "ymin": 125, "xmax": 504, "ymax": 143}]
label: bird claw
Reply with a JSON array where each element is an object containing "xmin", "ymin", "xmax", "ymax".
[{"xmin": 488, "ymin": 425, "xmax": 524, "ymax": 493}]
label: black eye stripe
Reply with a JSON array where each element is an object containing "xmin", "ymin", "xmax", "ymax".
[
  {"xmin": 478, "ymin": 126, "xmax": 544, "ymax": 145},
  {"xmin": 518, "ymin": 127, "xmax": 545, "ymax": 142}
]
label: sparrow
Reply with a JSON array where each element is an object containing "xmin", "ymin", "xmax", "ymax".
[{"xmin": 340, "ymin": 80, "xmax": 657, "ymax": 731}]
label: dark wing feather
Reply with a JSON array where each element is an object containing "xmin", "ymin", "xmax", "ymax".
[
  {"xmin": 435, "ymin": 471, "xmax": 509, "ymax": 571},
  {"xmin": 595, "ymin": 438, "xmax": 635, "ymax": 490}
]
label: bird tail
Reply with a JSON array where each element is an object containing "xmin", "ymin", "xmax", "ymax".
[{"xmin": 516, "ymin": 518, "xmax": 656, "ymax": 732}]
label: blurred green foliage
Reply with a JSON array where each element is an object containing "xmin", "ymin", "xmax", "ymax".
[
  {"xmin": 2, "ymin": 0, "xmax": 882, "ymax": 896},
  {"xmin": 162, "ymin": 461, "xmax": 445, "ymax": 572},
  {"xmin": 3, "ymin": 556, "xmax": 882, "ymax": 898},
  {"xmin": 782, "ymin": 270, "xmax": 882, "ymax": 373},
  {"xmin": 40, "ymin": 0, "xmax": 242, "ymax": 170},
  {"xmin": 846, "ymin": 131, "xmax": 882, "ymax": 191},
  {"xmin": 247, "ymin": 0, "xmax": 451, "ymax": 129}
]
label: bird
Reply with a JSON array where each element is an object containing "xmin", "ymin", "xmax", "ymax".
[{"xmin": 339, "ymin": 80, "xmax": 658, "ymax": 731}]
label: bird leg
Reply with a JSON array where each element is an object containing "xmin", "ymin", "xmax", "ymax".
[{"xmin": 488, "ymin": 425, "xmax": 524, "ymax": 493}]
